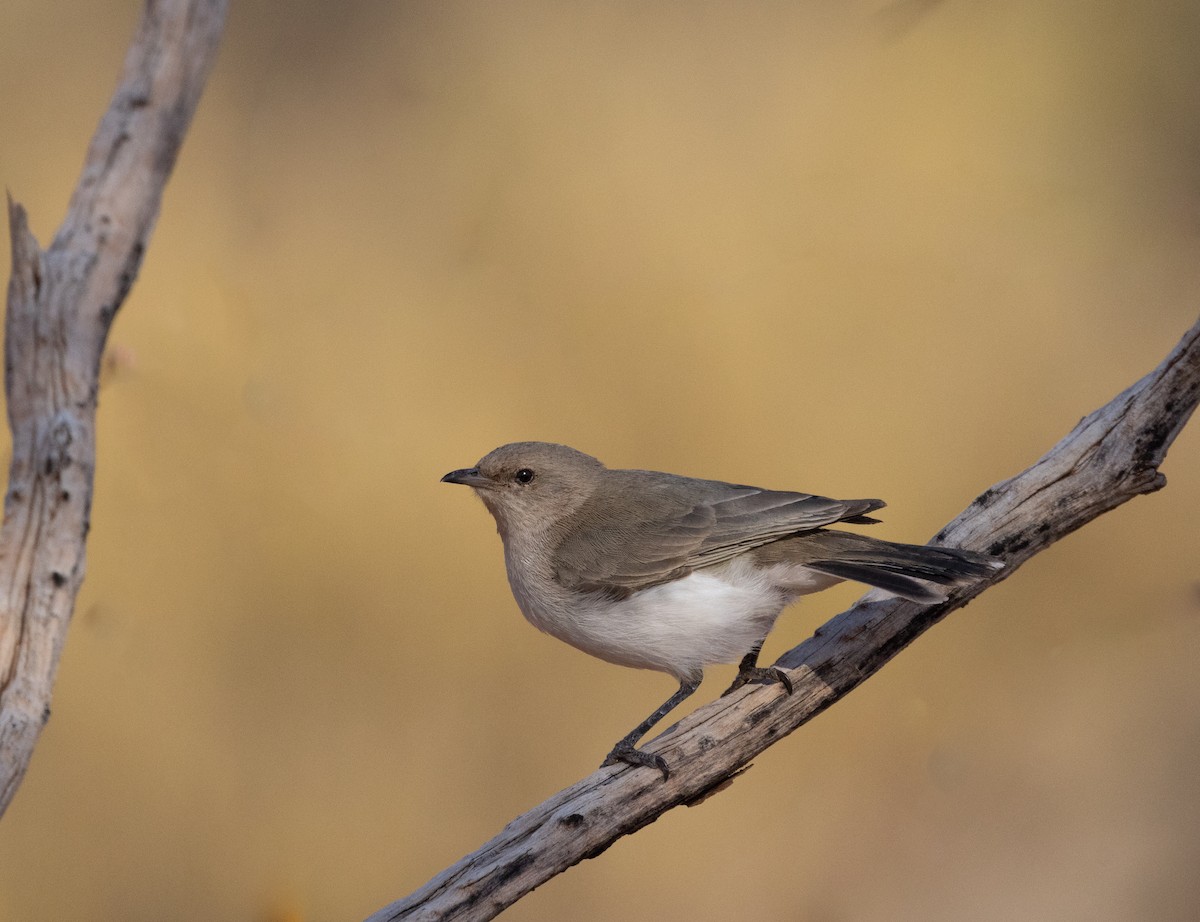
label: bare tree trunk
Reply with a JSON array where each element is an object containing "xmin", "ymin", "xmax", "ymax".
[
  {"xmin": 368, "ymin": 316, "xmax": 1200, "ymax": 922},
  {"xmin": 0, "ymin": 0, "xmax": 228, "ymax": 818}
]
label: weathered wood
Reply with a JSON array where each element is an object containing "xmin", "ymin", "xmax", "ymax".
[
  {"xmin": 369, "ymin": 316, "xmax": 1200, "ymax": 922},
  {"xmin": 0, "ymin": 0, "xmax": 228, "ymax": 817}
]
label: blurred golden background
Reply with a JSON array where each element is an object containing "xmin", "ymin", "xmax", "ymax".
[{"xmin": 2, "ymin": 1, "xmax": 1199, "ymax": 919}]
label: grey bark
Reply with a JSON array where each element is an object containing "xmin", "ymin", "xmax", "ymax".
[
  {"xmin": 369, "ymin": 315, "xmax": 1200, "ymax": 922},
  {"xmin": 0, "ymin": 0, "xmax": 228, "ymax": 817}
]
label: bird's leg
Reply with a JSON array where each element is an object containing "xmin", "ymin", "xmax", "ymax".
[
  {"xmin": 601, "ymin": 676, "xmax": 702, "ymax": 780},
  {"xmin": 722, "ymin": 640, "xmax": 793, "ymax": 697}
]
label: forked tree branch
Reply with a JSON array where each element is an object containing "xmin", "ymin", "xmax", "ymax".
[
  {"xmin": 370, "ymin": 316, "xmax": 1200, "ymax": 922},
  {"xmin": 0, "ymin": 0, "xmax": 227, "ymax": 817}
]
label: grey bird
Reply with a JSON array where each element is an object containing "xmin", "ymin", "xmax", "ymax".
[{"xmin": 442, "ymin": 442, "xmax": 1001, "ymax": 779}]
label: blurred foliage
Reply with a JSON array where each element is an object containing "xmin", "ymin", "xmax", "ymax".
[{"xmin": 1, "ymin": 1, "xmax": 1198, "ymax": 920}]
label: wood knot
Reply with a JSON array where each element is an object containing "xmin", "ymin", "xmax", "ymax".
[{"xmin": 42, "ymin": 420, "xmax": 75, "ymax": 476}]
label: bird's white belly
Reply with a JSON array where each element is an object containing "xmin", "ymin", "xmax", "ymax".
[{"xmin": 509, "ymin": 556, "xmax": 840, "ymax": 681}]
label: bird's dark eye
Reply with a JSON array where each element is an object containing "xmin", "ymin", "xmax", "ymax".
[{"xmin": 514, "ymin": 468, "xmax": 535, "ymax": 484}]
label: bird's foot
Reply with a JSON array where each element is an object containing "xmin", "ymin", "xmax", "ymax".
[
  {"xmin": 601, "ymin": 739, "xmax": 671, "ymax": 781},
  {"xmin": 721, "ymin": 665, "xmax": 794, "ymax": 698}
]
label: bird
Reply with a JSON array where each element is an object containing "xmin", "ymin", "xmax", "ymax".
[{"xmin": 442, "ymin": 441, "xmax": 1001, "ymax": 779}]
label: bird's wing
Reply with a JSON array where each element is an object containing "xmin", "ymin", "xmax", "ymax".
[{"xmin": 550, "ymin": 470, "xmax": 884, "ymax": 596}]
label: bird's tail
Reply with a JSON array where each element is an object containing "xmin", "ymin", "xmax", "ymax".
[{"xmin": 802, "ymin": 531, "xmax": 1003, "ymax": 603}]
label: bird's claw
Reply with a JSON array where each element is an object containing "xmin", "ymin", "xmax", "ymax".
[
  {"xmin": 722, "ymin": 665, "xmax": 794, "ymax": 697},
  {"xmin": 602, "ymin": 739, "xmax": 671, "ymax": 780}
]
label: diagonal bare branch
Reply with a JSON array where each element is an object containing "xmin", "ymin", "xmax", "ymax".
[
  {"xmin": 0, "ymin": 0, "xmax": 228, "ymax": 818},
  {"xmin": 370, "ymin": 315, "xmax": 1200, "ymax": 922}
]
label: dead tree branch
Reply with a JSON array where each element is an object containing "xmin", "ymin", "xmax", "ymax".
[
  {"xmin": 370, "ymin": 315, "xmax": 1200, "ymax": 922},
  {"xmin": 0, "ymin": 0, "xmax": 227, "ymax": 817}
]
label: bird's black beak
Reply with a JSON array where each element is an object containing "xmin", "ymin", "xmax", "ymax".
[{"xmin": 441, "ymin": 467, "xmax": 493, "ymax": 489}]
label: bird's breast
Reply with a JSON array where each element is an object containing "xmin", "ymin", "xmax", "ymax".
[{"xmin": 502, "ymin": 552, "xmax": 800, "ymax": 682}]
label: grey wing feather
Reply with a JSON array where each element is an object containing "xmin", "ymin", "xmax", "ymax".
[
  {"xmin": 551, "ymin": 470, "xmax": 885, "ymax": 595},
  {"xmin": 689, "ymin": 488, "xmax": 883, "ymax": 566}
]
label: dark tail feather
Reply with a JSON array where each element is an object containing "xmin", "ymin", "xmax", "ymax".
[
  {"xmin": 805, "ymin": 560, "xmax": 951, "ymax": 603},
  {"xmin": 805, "ymin": 536, "xmax": 1003, "ymax": 604}
]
